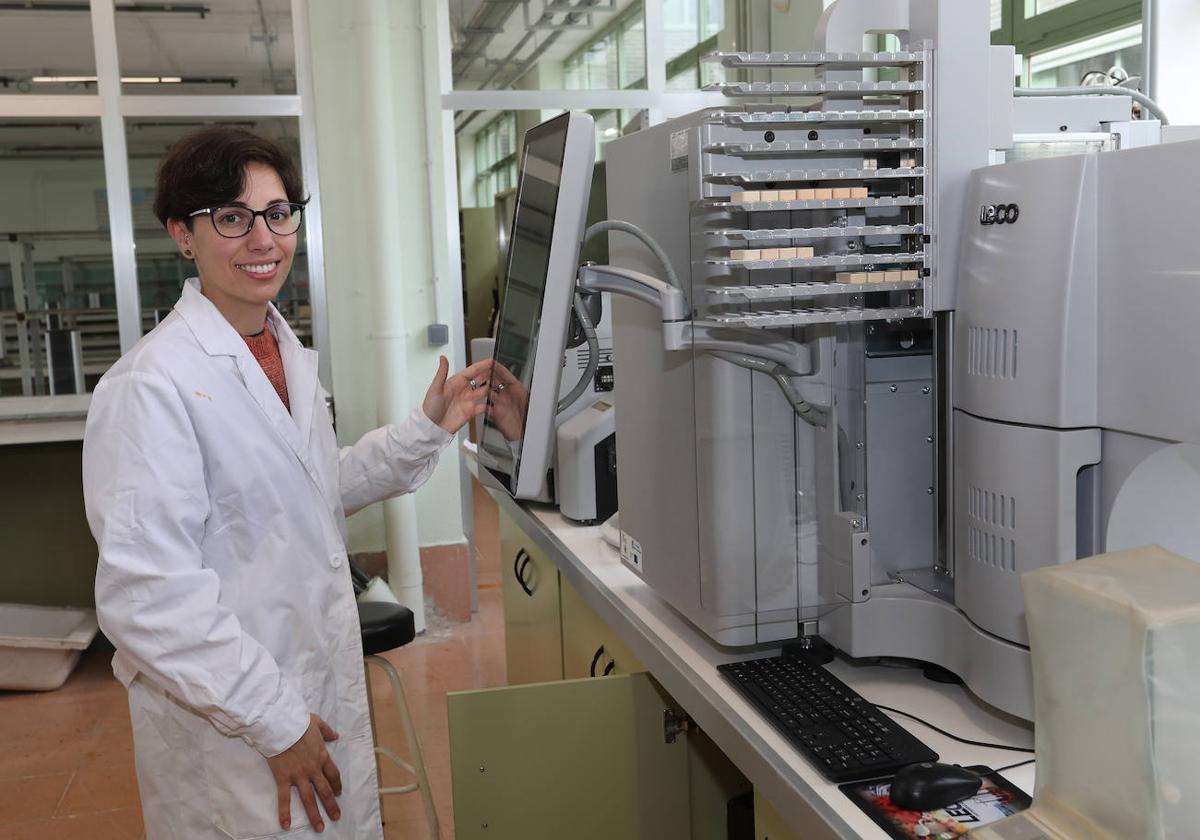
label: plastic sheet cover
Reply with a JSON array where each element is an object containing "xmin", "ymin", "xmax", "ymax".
[{"xmin": 974, "ymin": 545, "xmax": 1200, "ymax": 840}]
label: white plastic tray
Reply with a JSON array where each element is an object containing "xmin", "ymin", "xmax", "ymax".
[{"xmin": 0, "ymin": 603, "xmax": 99, "ymax": 691}]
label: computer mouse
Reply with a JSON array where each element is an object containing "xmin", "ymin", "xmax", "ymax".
[{"xmin": 888, "ymin": 762, "xmax": 983, "ymax": 812}]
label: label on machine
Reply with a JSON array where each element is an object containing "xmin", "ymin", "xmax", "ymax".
[
  {"xmin": 669, "ymin": 129, "xmax": 689, "ymax": 172},
  {"xmin": 620, "ymin": 530, "xmax": 644, "ymax": 572}
]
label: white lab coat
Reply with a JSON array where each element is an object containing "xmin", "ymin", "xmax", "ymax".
[{"xmin": 83, "ymin": 278, "xmax": 450, "ymax": 839}]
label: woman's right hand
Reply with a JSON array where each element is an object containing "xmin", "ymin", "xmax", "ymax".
[
  {"xmin": 487, "ymin": 362, "xmax": 529, "ymax": 442},
  {"xmin": 266, "ymin": 713, "xmax": 342, "ymax": 832}
]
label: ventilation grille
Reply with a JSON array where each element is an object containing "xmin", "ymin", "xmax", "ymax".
[
  {"xmin": 967, "ymin": 326, "xmax": 1018, "ymax": 380},
  {"xmin": 966, "ymin": 485, "xmax": 1016, "ymax": 572}
]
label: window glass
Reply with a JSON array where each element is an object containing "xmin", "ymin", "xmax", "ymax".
[
  {"xmin": 1028, "ymin": 23, "xmax": 1142, "ymax": 89},
  {"xmin": 0, "ymin": 119, "xmax": 117, "ymax": 395},
  {"xmin": 991, "ymin": 0, "xmax": 1004, "ymax": 30},
  {"xmin": 657, "ymin": 0, "xmax": 725, "ymax": 90},
  {"xmin": 581, "ymin": 34, "xmax": 621, "ymax": 89},
  {"xmin": 115, "ymin": 0, "xmax": 296, "ymax": 96},
  {"xmin": 664, "ymin": 0, "xmax": 700, "ymax": 64},
  {"xmin": 701, "ymin": 0, "xmax": 723, "ymax": 39},
  {"xmin": 455, "ymin": 3, "xmax": 645, "ymax": 90},
  {"xmin": 0, "ymin": 5, "xmax": 97, "ymax": 96},
  {"xmin": 593, "ymin": 111, "xmax": 620, "ymax": 160},
  {"xmin": 668, "ymin": 65, "xmax": 700, "ymax": 90},
  {"xmin": 618, "ymin": 15, "xmax": 646, "ymax": 89},
  {"xmin": 1026, "ymin": 0, "xmax": 1079, "ymax": 15},
  {"xmin": 126, "ymin": 118, "xmax": 312, "ymax": 344},
  {"xmin": 471, "ymin": 113, "xmax": 519, "ymax": 210}
]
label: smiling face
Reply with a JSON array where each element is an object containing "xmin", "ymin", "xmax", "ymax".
[{"xmin": 167, "ymin": 162, "xmax": 298, "ymax": 335}]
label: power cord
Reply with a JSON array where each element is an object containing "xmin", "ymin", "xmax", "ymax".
[
  {"xmin": 988, "ymin": 758, "xmax": 1036, "ymax": 775},
  {"xmin": 871, "ymin": 704, "xmax": 1037, "ymax": 755}
]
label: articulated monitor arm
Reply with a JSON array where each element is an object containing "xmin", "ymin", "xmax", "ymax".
[
  {"xmin": 576, "ymin": 263, "xmax": 812, "ymax": 377},
  {"xmin": 576, "ymin": 263, "xmax": 688, "ymax": 322}
]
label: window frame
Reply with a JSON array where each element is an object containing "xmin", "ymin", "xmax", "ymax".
[
  {"xmin": 0, "ymin": 0, "xmax": 330, "ymax": 399},
  {"xmin": 992, "ymin": 0, "xmax": 1142, "ymax": 63},
  {"xmin": 563, "ymin": 2, "xmax": 647, "ymax": 92},
  {"xmin": 473, "ymin": 112, "xmax": 518, "ymax": 207}
]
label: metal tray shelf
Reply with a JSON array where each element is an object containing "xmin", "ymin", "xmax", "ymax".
[
  {"xmin": 708, "ymin": 109, "xmax": 925, "ymax": 127},
  {"xmin": 708, "ymin": 281, "xmax": 922, "ymax": 301},
  {"xmin": 709, "ymin": 251, "xmax": 925, "ymax": 270},
  {"xmin": 707, "ymin": 167, "xmax": 924, "ymax": 185},
  {"xmin": 706, "ymin": 138, "xmax": 924, "ymax": 156},
  {"xmin": 711, "ymin": 224, "xmax": 925, "ymax": 241},
  {"xmin": 712, "ymin": 195, "xmax": 925, "ymax": 212},
  {"xmin": 705, "ymin": 50, "xmax": 927, "ymax": 70},
  {"xmin": 710, "ymin": 305, "xmax": 926, "ymax": 328},
  {"xmin": 707, "ymin": 80, "xmax": 924, "ymax": 97}
]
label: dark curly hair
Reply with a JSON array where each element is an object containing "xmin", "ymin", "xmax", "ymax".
[{"xmin": 152, "ymin": 125, "xmax": 305, "ymax": 228}]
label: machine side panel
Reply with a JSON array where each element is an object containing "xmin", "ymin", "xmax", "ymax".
[
  {"xmin": 865, "ymin": 374, "xmax": 935, "ymax": 581},
  {"xmin": 606, "ymin": 119, "xmax": 769, "ymax": 644},
  {"xmin": 694, "ymin": 353, "xmax": 768, "ymax": 622},
  {"xmin": 749, "ymin": 362, "xmax": 801, "ymax": 633},
  {"xmin": 953, "ymin": 411, "xmax": 1100, "ymax": 645},
  {"xmin": 1097, "ymin": 139, "xmax": 1200, "ymax": 446},
  {"xmin": 606, "ymin": 126, "xmax": 705, "ymax": 634},
  {"xmin": 954, "ymin": 154, "xmax": 1098, "ymax": 429}
]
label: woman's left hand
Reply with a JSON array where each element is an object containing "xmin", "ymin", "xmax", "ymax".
[{"xmin": 423, "ymin": 356, "xmax": 493, "ymax": 434}]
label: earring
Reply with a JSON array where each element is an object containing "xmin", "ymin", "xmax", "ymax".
[{"xmin": 183, "ymin": 249, "xmax": 194, "ymax": 259}]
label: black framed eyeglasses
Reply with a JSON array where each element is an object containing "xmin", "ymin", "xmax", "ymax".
[{"xmin": 188, "ymin": 202, "xmax": 306, "ymax": 238}]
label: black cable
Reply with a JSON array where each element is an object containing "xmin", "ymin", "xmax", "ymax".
[
  {"xmin": 988, "ymin": 758, "xmax": 1036, "ymax": 775},
  {"xmin": 871, "ymin": 704, "xmax": 1037, "ymax": 754}
]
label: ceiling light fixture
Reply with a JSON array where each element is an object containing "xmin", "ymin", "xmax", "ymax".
[
  {"xmin": 0, "ymin": 3, "xmax": 211, "ymax": 19},
  {"xmin": 30, "ymin": 75, "xmax": 226, "ymax": 86},
  {"xmin": 31, "ymin": 75, "xmax": 96, "ymax": 83}
]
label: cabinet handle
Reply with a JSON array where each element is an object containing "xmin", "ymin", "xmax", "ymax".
[
  {"xmin": 602, "ymin": 660, "xmax": 616, "ymax": 677},
  {"xmin": 589, "ymin": 645, "xmax": 606, "ymax": 677},
  {"xmin": 512, "ymin": 549, "xmax": 525, "ymax": 587},
  {"xmin": 514, "ymin": 551, "xmax": 534, "ymax": 597}
]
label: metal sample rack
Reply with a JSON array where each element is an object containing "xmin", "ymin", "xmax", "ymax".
[
  {"xmin": 705, "ymin": 50, "xmax": 927, "ymax": 70},
  {"xmin": 711, "ymin": 306, "xmax": 925, "ymax": 329},
  {"xmin": 696, "ymin": 46, "xmax": 931, "ymax": 330},
  {"xmin": 710, "ymin": 225, "xmax": 925, "ymax": 241},
  {"xmin": 709, "ymin": 109, "xmax": 925, "ymax": 127},
  {"xmin": 707, "ymin": 80, "xmax": 925, "ymax": 97},
  {"xmin": 708, "ymin": 252, "xmax": 925, "ymax": 270},
  {"xmin": 707, "ymin": 138, "xmax": 925, "ymax": 156},
  {"xmin": 708, "ymin": 281, "xmax": 922, "ymax": 302},
  {"xmin": 707, "ymin": 167, "xmax": 925, "ymax": 184},
  {"xmin": 715, "ymin": 195, "xmax": 926, "ymax": 212}
]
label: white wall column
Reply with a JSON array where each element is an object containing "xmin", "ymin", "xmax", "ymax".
[
  {"xmin": 90, "ymin": 0, "xmax": 142, "ymax": 354},
  {"xmin": 305, "ymin": 0, "xmax": 470, "ymax": 624},
  {"xmin": 1151, "ymin": 0, "xmax": 1200, "ymax": 127}
]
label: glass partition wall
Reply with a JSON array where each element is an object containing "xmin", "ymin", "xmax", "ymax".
[{"xmin": 0, "ymin": 0, "xmax": 326, "ymax": 400}]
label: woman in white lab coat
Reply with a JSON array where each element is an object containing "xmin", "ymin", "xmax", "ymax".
[{"xmin": 82, "ymin": 126, "xmax": 491, "ymax": 839}]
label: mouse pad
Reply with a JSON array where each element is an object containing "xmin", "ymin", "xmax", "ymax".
[{"xmin": 839, "ymin": 766, "xmax": 1031, "ymax": 839}]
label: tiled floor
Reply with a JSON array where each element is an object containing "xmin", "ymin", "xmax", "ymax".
[{"xmin": 0, "ymin": 479, "xmax": 504, "ymax": 840}]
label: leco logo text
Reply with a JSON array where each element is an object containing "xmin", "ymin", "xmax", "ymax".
[{"xmin": 980, "ymin": 203, "xmax": 1020, "ymax": 225}]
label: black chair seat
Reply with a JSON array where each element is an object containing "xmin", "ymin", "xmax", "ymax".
[{"xmin": 358, "ymin": 601, "xmax": 416, "ymax": 656}]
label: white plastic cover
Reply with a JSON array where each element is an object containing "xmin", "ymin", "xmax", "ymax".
[{"xmin": 976, "ymin": 545, "xmax": 1200, "ymax": 840}]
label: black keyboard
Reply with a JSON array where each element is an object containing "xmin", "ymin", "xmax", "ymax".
[{"xmin": 718, "ymin": 655, "xmax": 938, "ymax": 783}]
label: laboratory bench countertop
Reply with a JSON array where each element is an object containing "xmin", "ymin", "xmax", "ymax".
[{"xmin": 468, "ymin": 449, "xmax": 1036, "ymax": 839}]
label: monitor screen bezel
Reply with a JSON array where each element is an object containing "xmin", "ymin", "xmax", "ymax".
[{"xmin": 478, "ymin": 111, "xmax": 595, "ymax": 499}]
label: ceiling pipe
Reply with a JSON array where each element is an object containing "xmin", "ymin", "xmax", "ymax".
[{"xmin": 454, "ymin": 0, "xmax": 604, "ymax": 135}]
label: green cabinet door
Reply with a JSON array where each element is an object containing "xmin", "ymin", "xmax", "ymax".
[
  {"xmin": 754, "ymin": 789, "xmax": 805, "ymax": 840},
  {"xmin": 560, "ymin": 574, "xmax": 646, "ymax": 679},
  {"xmin": 500, "ymin": 510, "xmax": 564, "ymax": 684},
  {"xmin": 449, "ymin": 672, "xmax": 692, "ymax": 840}
]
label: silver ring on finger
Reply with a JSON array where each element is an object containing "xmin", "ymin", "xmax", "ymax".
[
  {"xmin": 468, "ymin": 378, "xmax": 478, "ymax": 390},
  {"xmin": 495, "ymin": 382, "xmax": 506, "ymax": 391}
]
